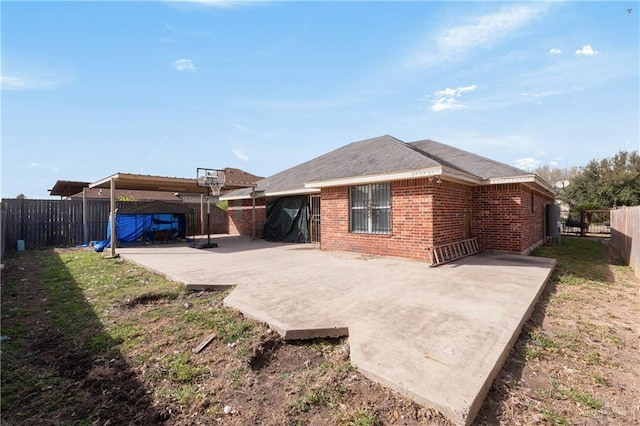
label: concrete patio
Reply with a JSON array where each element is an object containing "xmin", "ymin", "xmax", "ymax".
[{"xmin": 117, "ymin": 235, "xmax": 556, "ymax": 425}]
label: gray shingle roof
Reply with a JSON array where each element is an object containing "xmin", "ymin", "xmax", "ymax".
[
  {"xmin": 222, "ymin": 135, "xmax": 533, "ymax": 199},
  {"xmin": 409, "ymin": 139, "xmax": 528, "ymax": 180}
]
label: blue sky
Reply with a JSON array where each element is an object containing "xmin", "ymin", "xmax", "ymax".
[{"xmin": 2, "ymin": 0, "xmax": 638, "ymax": 198}]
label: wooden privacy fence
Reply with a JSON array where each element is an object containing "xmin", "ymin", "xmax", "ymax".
[
  {"xmin": 610, "ymin": 206, "xmax": 640, "ymax": 279},
  {"xmin": 1, "ymin": 198, "xmax": 228, "ymax": 254}
]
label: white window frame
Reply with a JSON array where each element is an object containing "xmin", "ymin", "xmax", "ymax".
[{"xmin": 350, "ymin": 183, "xmax": 391, "ymax": 234}]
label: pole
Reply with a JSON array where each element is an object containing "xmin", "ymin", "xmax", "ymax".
[
  {"xmin": 252, "ymin": 186, "xmax": 256, "ymax": 240},
  {"xmin": 207, "ymin": 195, "xmax": 211, "ymax": 248},
  {"xmin": 82, "ymin": 187, "xmax": 88, "ymax": 243},
  {"xmin": 200, "ymin": 193, "xmax": 205, "ymax": 235},
  {"xmin": 109, "ymin": 179, "xmax": 117, "ymax": 257}
]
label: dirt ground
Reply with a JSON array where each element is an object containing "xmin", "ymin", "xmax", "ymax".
[{"xmin": 1, "ymin": 239, "xmax": 638, "ymax": 425}]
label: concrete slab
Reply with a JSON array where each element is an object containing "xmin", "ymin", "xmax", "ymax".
[{"xmin": 118, "ymin": 235, "xmax": 556, "ymax": 425}]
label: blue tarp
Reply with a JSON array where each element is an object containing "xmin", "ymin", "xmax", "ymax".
[
  {"xmin": 94, "ymin": 211, "xmax": 187, "ymax": 252},
  {"xmin": 106, "ymin": 213, "xmax": 186, "ymax": 243}
]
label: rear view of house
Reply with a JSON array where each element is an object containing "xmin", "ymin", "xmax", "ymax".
[{"xmin": 222, "ymin": 135, "xmax": 556, "ymax": 261}]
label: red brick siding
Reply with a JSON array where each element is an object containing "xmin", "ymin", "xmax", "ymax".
[
  {"xmin": 472, "ymin": 184, "xmax": 553, "ymax": 252},
  {"xmin": 431, "ymin": 181, "xmax": 473, "ymax": 246},
  {"xmin": 522, "ymin": 189, "xmax": 554, "ymax": 251},
  {"xmin": 228, "ymin": 198, "xmax": 266, "ymax": 237},
  {"xmin": 321, "ymin": 179, "xmax": 437, "ymax": 261}
]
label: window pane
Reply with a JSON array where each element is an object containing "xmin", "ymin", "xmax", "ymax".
[
  {"xmin": 351, "ymin": 185, "xmax": 367, "ymax": 233},
  {"xmin": 371, "ymin": 183, "xmax": 390, "ymax": 208},
  {"xmin": 372, "ymin": 208, "xmax": 390, "ymax": 233},
  {"xmin": 351, "ymin": 185, "xmax": 367, "ymax": 208},
  {"xmin": 351, "ymin": 208, "xmax": 367, "ymax": 233}
]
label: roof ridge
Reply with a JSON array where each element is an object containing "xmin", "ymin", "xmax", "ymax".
[
  {"xmin": 311, "ymin": 135, "xmax": 409, "ymax": 181},
  {"xmin": 410, "ymin": 138, "xmax": 529, "ymax": 177}
]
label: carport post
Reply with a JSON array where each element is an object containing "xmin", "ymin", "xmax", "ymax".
[
  {"xmin": 206, "ymin": 195, "xmax": 211, "ymax": 248},
  {"xmin": 82, "ymin": 187, "xmax": 88, "ymax": 244},
  {"xmin": 252, "ymin": 186, "xmax": 256, "ymax": 240},
  {"xmin": 109, "ymin": 178, "xmax": 117, "ymax": 257},
  {"xmin": 200, "ymin": 193, "xmax": 205, "ymax": 235}
]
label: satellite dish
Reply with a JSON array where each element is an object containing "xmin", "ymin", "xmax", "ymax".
[{"xmin": 554, "ymin": 180, "xmax": 570, "ymax": 189}]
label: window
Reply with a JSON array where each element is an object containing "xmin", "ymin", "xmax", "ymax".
[{"xmin": 350, "ymin": 183, "xmax": 391, "ymax": 234}]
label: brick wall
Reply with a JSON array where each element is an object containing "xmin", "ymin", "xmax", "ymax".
[
  {"xmin": 431, "ymin": 180, "xmax": 473, "ymax": 246},
  {"xmin": 321, "ymin": 179, "xmax": 554, "ymax": 260},
  {"xmin": 472, "ymin": 184, "xmax": 553, "ymax": 252},
  {"xmin": 227, "ymin": 198, "xmax": 266, "ymax": 237},
  {"xmin": 321, "ymin": 178, "xmax": 438, "ymax": 262}
]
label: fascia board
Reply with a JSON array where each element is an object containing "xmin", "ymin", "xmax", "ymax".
[{"xmin": 305, "ymin": 167, "xmax": 443, "ymax": 189}]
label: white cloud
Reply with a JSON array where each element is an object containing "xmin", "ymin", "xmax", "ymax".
[
  {"xmin": 549, "ymin": 48, "xmax": 562, "ymax": 55},
  {"xmin": 430, "ymin": 84, "xmax": 477, "ymax": 112},
  {"xmin": 232, "ymin": 149, "xmax": 250, "ymax": 162},
  {"xmin": 407, "ymin": 3, "xmax": 548, "ymax": 67},
  {"xmin": 28, "ymin": 162, "xmax": 59, "ymax": 173},
  {"xmin": 514, "ymin": 157, "xmax": 541, "ymax": 171},
  {"xmin": 174, "ymin": 58, "xmax": 196, "ymax": 72},
  {"xmin": 1, "ymin": 74, "xmax": 58, "ymax": 91},
  {"xmin": 575, "ymin": 45, "xmax": 598, "ymax": 56}
]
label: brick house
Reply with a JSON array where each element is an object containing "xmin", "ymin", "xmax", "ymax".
[{"xmin": 222, "ymin": 135, "xmax": 556, "ymax": 261}]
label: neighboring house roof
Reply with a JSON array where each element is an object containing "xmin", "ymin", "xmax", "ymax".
[
  {"xmin": 49, "ymin": 180, "xmax": 91, "ymax": 197},
  {"xmin": 223, "ymin": 167, "xmax": 263, "ymax": 188},
  {"xmin": 222, "ymin": 134, "xmax": 554, "ymax": 200}
]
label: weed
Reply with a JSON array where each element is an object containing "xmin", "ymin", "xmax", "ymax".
[
  {"xmin": 583, "ymin": 351, "xmax": 602, "ymax": 365},
  {"xmin": 318, "ymin": 361, "xmax": 333, "ymax": 375},
  {"xmin": 171, "ymin": 385, "xmax": 203, "ymax": 406},
  {"xmin": 539, "ymin": 379, "xmax": 604, "ymax": 411},
  {"xmin": 567, "ymin": 388, "xmax": 604, "ymax": 410},
  {"xmin": 86, "ymin": 333, "xmax": 117, "ymax": 353},
  {"xmin": 542, "ymin": 408, "xmax": 570, "ymax": 426},
  {"xmin": 593, "ymin": 374, "xmax": 611, "ymax": 387},
  {"xmin": 554, "ymin": 332, "xmax": 582, "ymax": 351},
  {"xmin": 538, "ymin": 378, "xmax": 565, "ymax": 400},
  {"xmin": 166, "ymin": 353, "xmax": 208, "ymax": 383},
  {"xmin": 288, "ymin": 382, "xmax": 348, "ymax": 415},
  {"xmin": 227, "ymin": 366, "xmax": 247, "ymax": 387},
  {"xmin": 289, "ymin": 398, "xmax": 310, "ymax": 414},
  {"xmin": 308, "ymin": 386, "xmax": 330, "ymax": 406},
  {"xmin": 335, "ymin": 361, "xmax": 353, "ymax": 373},
  {"xmin": 337, "ymin": 408, "xmax": 382, "ymax": 426},
  {"xmin": 525, "ymin": 329, "xmax": 558, "ymax": 360},
  {"xmin": 211, "ymin": 311, "xmax": 253, "ymax": 344},
  {"xmin": 553, "ymin": 292, "xmax": 583, "ymax": 302},
  {"xmin": 557, "ymin": 273, "xmax": 584, "ymax": 285}
]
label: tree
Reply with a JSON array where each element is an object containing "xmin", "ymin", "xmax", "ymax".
[
  {"xmin": 534, "ymin": 165, "xmax": 579, "ymax": 188},
  {"xmin": 16, "ymin": 194, "xmax": 26, "ymax": 199},
  {"xmin": 563, "ymin": 150, "xmax": 640, "ymax": 209}
]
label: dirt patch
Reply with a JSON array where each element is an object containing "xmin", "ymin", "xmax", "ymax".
[
  {"xmin": 124, "ymin": 291, "xmax": 178, "ymax": 307},
  {"xmin": 475, "ymin": 239, "xmax": 640, "ymax": 425},
  {"xmin": 2, "ymin": 240, "xmax": 638, "ymax": 425},
  {"xmin": 1, "ymin": 248, "xmax": 450, "ymax": 425}
]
